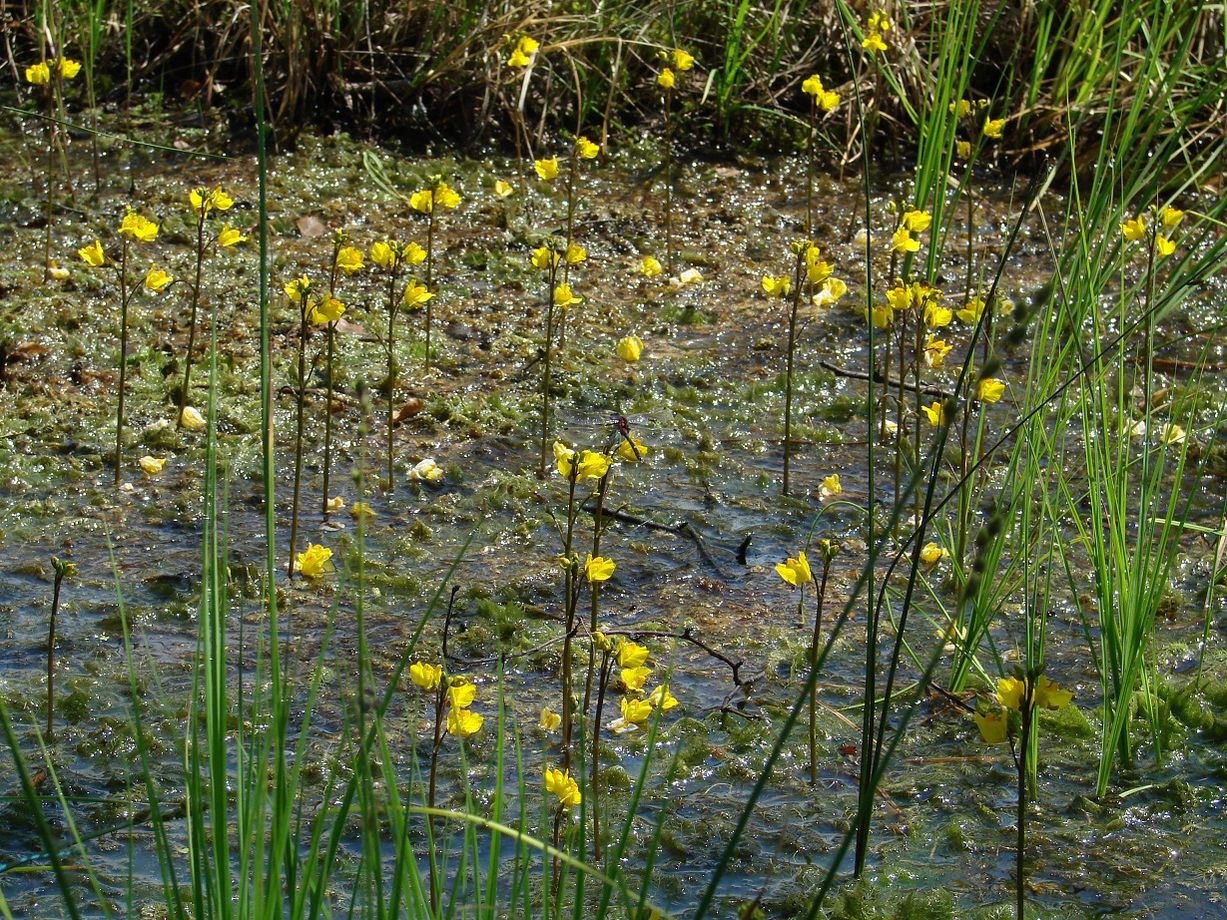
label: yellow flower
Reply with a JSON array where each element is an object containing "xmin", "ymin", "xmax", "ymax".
[
  {"xmin": 819, "ymin": 473, "xmax": 842, "ymax": 501},
  {"xmin": 410, "ymin": 458, "xmax": 445, "ymax": 482},
  {"xmin": 901, "ymin": 209, "xmax": 932, "ymax": 233},
  {"xmin": 867, "ymin": 10, "xmax": 890, "ymax": 32},
  {"xmin": 618, "ymin": 641, "xmax": 650, "ymax": 669},
  {"xmin": 217, "ymin": 225, "xmax": 246, "ymax": 248},
  {"xmin": 620, "ymin": 695, "xmax": 653, "ymax": 725},
  {"xmin": 26, "ymin": 62, "xmax": 51, "ymax": 85},
  {"xmin": 531, "ymin": 246, "xmax": 558, "ymax": 270},
  {"xmin": 409, "ymin": 188, "xmax": 434, "ymax": 213},
  {"xmin": 806, "ymin": 256, "xmax": 833, "ymax": 284},
  {"xmin": 891, "ymin": 226, "xmax": 919, "ymax": 254},
  {"xmin": 553, "ymin": 441, "xmax": 576, "ymax": 477},
  {"xmin": 49, "ymin": 261, "xmax": 69, "ymax": 280},
  {"xmin": 775, "ymin": 550, "xmax": 812, "ymax": 587},
  {"xmin": 1121, "ymin": 215, "xmax": 1146, "ymax": 241},
  {"xmin": 974, "ymin": 709, "xmax": 1008, "ymax": 744},
  {"xmin": 180, "ymin": 406, "xmax": 207, "ymax": 431},
  {"xmin": 584, "ymin": 554, "xmax": 616, "ymax": 583},
  {"xmin": 977, "ymin": 377, "xmax": 1005, "ymax": 403},
  {"xmin": 545, "ymin": 767, "xmax": 581, "ymax": 807},
  {"xmin": 957, "ymin": 297, "xmax": 986, "ymax": 324},
  {"xmin": 801, "ymin": 75, "xmax": 824, "ymax": 97},
  {"xmin": 350, "ymin": 500, "xmax": 376, "ymax": 518},
  {"xmin": 576, "ymin": 136, "xmax": 600, "ymax": 159},
  {"xmin": 553, "ymin": 283, "xmax": 582, "ymax": 309},
  {"xmin": 1155, "ymin": 235, "xmax": 1176, "ymax": 257},
  {"xmin": 983, "ymin": 117, "xmax": 1005, "ymax": 139},
  {"xmin": 1159, "ymin": 205, "xmax": 1183, "ymax": 231},
  {"xmin": 923, "ymin": 336, "xmax": 952, "ymax": 369},
  {"xmin": 448, "ymin": 679, "xmax": 477, "ymax": 709},
  {"xmin": 761, "ymin": 275, "xmax": 790, "ymax": 298},
  {"xmin": 924, "ymin": 303, "xmax": 953, "ymax": 328},
  {"xmin": 1161, "ymin": 423, "xmax": 1186, "ymax": 446},
  {"xmin": 403, "ymin": 242, "xmax": 427, "ymax": 264},
  {"xmin": 862, "ymin": 32, "xmax": 887, "ymax": 53},
  {"xmin": 621, "ymin": 666, "xmax": 652, "ymax": 692},
  {"xmin": 507, "ymin": 35, "xmax": 539, "ymax": 68},
  {"xmin": 638, "ymin": 255, "xmax": 663, "ymax": 277},
  {"xmin": 57, "ymin": 58, "xmax": 82, "ymax": 79},
  {"xmin": 534, "ymin": 157, "xmax": 559, "ymax": 181},
  {"xmin": 819, "ymin": 90, "xmax": 840, "ymax": 111},
  {"xmin": 311, "ymin": 295, "xmax": 346, "ymax": 325},
  {"xmin": 78, "ymin": 239, "xmax": 106, "ymax": 266},
  {"xmin": 144, "ymin": 266, "xmax": 173, "ymax": 292},
  {"xmin": 119, "ymin": 211, "xmax": 159, "ymax": 242},
  {"xmin": 539, "ymin": 707, "xmax": 562, "ymax": 732},
  {"xmin": 410, "ymin": 661, "xmax": 443, "ymax": 691},
  {"xmin": 869, "ymin": 305, "xmax": 894, "ymax": 329},
  {"xmin": 506, "ymin": 46, "xmax": 532, "ymax": 68},
  {"xmin": 617, "ymin": 434, "xmax": 649, "ymax": 463},
  {"xmin": 919, "ymin": 542, "xmax": 947, "ymax": 565},
  {"xmin": 326, "ymin": 496, "xmax": 345, "ymax": 512},
  {"xmin": 657, "ymin": 67, "xmax": 675, "ymax": 90},
  {"xmin": 447, "ymin": 707, "xmax": 484, "ymax": 737},
  {"xmin": 956, "ymin": 140, "xmax": 972, "ymax": 159},
  {"xmin": 579, "ymin": 450, "xmax": 613, "ymax": 480},
  {"xmin": 616, "ymin": 335, "xmax": 644, "ymax": 362},
  {"xmin": 921, "ymin": 402, "xmax": 946, "ymax": 427},
  {"xmin": 335, "ymin": 246, "xmax": 365, "ymax": 274},
  {"xmin": 671, "ymin": 48, "xmax": 695, "ymax": 71},
  {"xmin": 370, "ymin": 241, "xmax": 397, "ymax": 269},
  {"xmin": 885, "ymin": 285, "xmax": 912, "ymax": 311},
  {"xmin": 493, "ymin": 179, "xmax": 514, "ymax": 198},
  {"xmin": 564, "ymin": 241, "xmax": 587, "ymax": 264},
  {"xmin": 996, "ymin": 677, "xmax": 1026, "ymax": 711},
  {"xmin": 949, "ymin": 99, "xmax": 972, "ymax": 118},
  {"xmin": 284, "ymin": 275, "xmax": 312, "ymax": 302},
  {"xmin": 138, "ymin": 455, "xmax": 166, "ymax": 475},
  {"xmin": 647, "ymin": 684, "xmax": 679, "ymax": 711},
  {"xmin": 434, "ymin": 182, "xmax": 461, "ymax": 209},
  {"xmin": 295, "ymin": 543, "xmax": 334, "ymax": 579},
  {"xmin": 1033, "ymin": 676, "xmax": 1073, "ymax": 710},
  {"xmin": 813, "ymin": 276, "xmax": 848, "ymax": 307},
  {"xmin": 189, "ymin": 186, "xmax": 233, "ymax": 217},
  {"xmin": 402, "ymin": 282, "xmax": 433, "ymax": 308},
  {"xmin": 672, "ymin": 268, "xmax": 703, "ymax": 287}
]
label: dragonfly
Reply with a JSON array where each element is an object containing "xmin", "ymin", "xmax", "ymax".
[{"xmin": 555, "ymin": 407, "xmax": 675, "ymax": 460}]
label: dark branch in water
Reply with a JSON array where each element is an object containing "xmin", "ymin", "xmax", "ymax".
[{"xmin": 819, "ymin": 359, "xmax": 955, "ymax": 399}]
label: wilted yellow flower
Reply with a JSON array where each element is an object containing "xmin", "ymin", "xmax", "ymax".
[
  {"xmin": 447, "ymin": 707, "xmax": 484, "ymax": 737},
  {"xmin": 119, "ymin": 211, "xmax": 159, "ymax": 242},
  {"xmin": 553, "ymin": 283, "xmax": 581, "ymax": 309},
  {"xmin": 638, "ymin": 255, "xmax": 663, "ymax": 277},
  {"xmin": 974, "ymin": 709, "xmax": 1008, "ymax": 744},
  {"xmin": 448, "ymin": 679, "xmax": 477, "ymax": 709},
  {"xmin": 891, "ymin": 226, "xmax": 920, "ymax": 254},
  {"xmin": 351, "ymin": 500, "xmax": 376, "ymax": 518},
  {"xmin": 621, "ymin": 666, "xmax": 652, "ymax": 692},
  {"xmin": 410, "ymin": 458, "xmax": 445, "ymax": 482},
  {"xmin": 180, "ymin": 406, "xmax": 207, "ymax": 431},
  {"xmin": 672, "ymin": 267, "xmax": 703, "ymax": 287},
  {"xmin": 819, "ymin": 473, "xmax": 842, "ymax": 501},
  {"xmin": 775, "ymin": 550, "xmax": 812, "ymax": 587},
  {"xmin": 618, "ymin": 641, "xmax": 650, "ymax": 669},
  {"xmin": 531, "ymin": 246, "xmax": 558, "ymax": 270},
  {"xmin": 564, "ymin": 241, "xmax": 587, "ymax": 264},
  {"xmin": 79, "ymin": 239, "xmax": 106, "ymax": 266},
  {"xmin": 575, "ymin": 136, "xmax": 600, "ymax": 159},
  {"xmin": 585, "ymin": 554, "xmax": 616, "ymax": 583},
  {"xmin": 335, "ymin": 246, "xmax": 365, "ymax": 274},
  {"xmin": 138, "ymin": 455, "xmax": 166, "ymax": 475},
  {"xmin": 657, "ymin": 67, "xmax": 676, "ymax": 90},
  {"xmin": 295, "ymin": 543, "xmax": 334, "ymax": 579},
  {"xmin": 921, "ymin": 402, "xmax": 946, "ymax": 427},
  {"xmin": 983, "ymin": 117, "xmax": 1005, "ymax": 139},
  {"xmin": 761, "ymin": 275, "xmax": 790, "ymax": 298},
  {"xmin": 647, "ymin": 684, "xmax": 678, "ymax": 711},
  {"xmin": 534, "ymin": 157, "xmax": 559, "ymax": 181},
  {"xmin": 26, "ymin": 62, "xmax": 51, "ymax": 85},
  {"xmin": 616, "ymin": 335, "xmax": 644, "ymax": 362},
  {"xmin": 957, "ymin": 297, "xmax": 986, "ymax": 324},
  {"xmin": 919, "ymin": 542, "xmax": 947, "ymax": 565},
  {"xmin": 410, "ymin": 661, "xmax": 443, "ymax": 691},
  {"xmin": 49, "ymin": 261, "xmax": 69, "ymax": 280},
  {"xmin": 217, "ymin": 225, "xmax": 246, "ymax": 248},
  {"xmin": 1121, "ymin": 215, "xmax": 1146, "ymax": 241},
  {"xmin": 1161, "ymin": 423, "xmax": 1186, "ymax": 446},
  {"xmin": 402, "ymin": 282, "xmax": 433, "ymax": 308},
  {"xmin": 956, "ymin": 140, "xmax": 972, "ymax": 159},
  {"xmin": 923, "ymin": 336, "xmax": 952, "ymax": 369},
  {"xmin": 539, "ymin": 706, "xmax": 562, "ymax": 732},
  {"xmin": 144, "ymin": 266, "xmax": 173, "ymax": 292},
  {"xmin": 977, "ymin": 377, "xmax": 1005, "ymax": 403},
  {"xmin": 311, "ymin": 295, "xmax": 346, "ymax": 325},
  {"xmin": 545, "ymin": 767, "xmax": 581, "ymax": 807},
  {"xmin": 493, "ymin": 179, "xmax": 514, "ymax": 198},
  {"xmin": 326, "ymin": 496, "xmax": 345, "ymax": 512},
  {"xmin": 813, "ymin": 276, "xmax": 848, "ymax": 307}
]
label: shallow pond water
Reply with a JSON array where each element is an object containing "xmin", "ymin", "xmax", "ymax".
[{"xmin": 1, "ymin": 114, "xmax": 1226, "ymax": 919}]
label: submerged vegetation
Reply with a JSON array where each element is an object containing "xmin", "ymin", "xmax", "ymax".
[{"xmin": 3, "ymin": 0, "xmax": 1227, "ymax": 918}]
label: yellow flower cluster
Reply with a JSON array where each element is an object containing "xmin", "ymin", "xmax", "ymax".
[
  {"xmin": 974, "ymin": 675, "xmax": 1074, "ymax": 743},
  {"xmin": 605, "ymin": 637, "xmax": 678, "ymax": 735},
  {"xmin": 409, "ymin": 664, "xmax": 485, "ymax": 738},
  {"xmin": 26, "ymin": 58, "xmax": 81, "ymax": 84}
]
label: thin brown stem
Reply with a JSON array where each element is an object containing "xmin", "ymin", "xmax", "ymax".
[
  {"xmin": 287, "ymin": 303, "xmax": 309, "ymax": 579},
  {"xmin": 115, "ymin": 238, "xmax": 130, "ymax": 489},
  {"xmin": 178, "ymin": 213, "xmax": 207, "ymax": 427}
]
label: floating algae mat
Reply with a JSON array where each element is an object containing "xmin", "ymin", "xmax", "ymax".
[{"xmin": 3, "ymin": 27, "xmax": 1227, "ymax": 920}]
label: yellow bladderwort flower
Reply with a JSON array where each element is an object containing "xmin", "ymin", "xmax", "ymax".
[
  {"xmin": 802, "ymin": 74, "xmax": 824, "ymax": 97},
  {"xmin": 326, "ymin": 496, "xmax": 345, "ymax": 512},
  {"xmin": 311, "ymin": 295, "xmax": 346, "ymax": 325},
  {"xmin": 819, "ymin": 473, "xmax": 842, "ymax": 501},
  {"xmin": 949, "ymin": 99, "xmax": 972, "ymax": 118},
  {"xmin": 409, "ymin": 661, "xmax": 443, "ymax": 691},
  {"xmin": 806, "ymin": 256, "xmax": 833, "ymax": 284},
  {"xmin": 79, "ymin": 239, "xmax": 106, "ymax": 266},
  {"xmin": 370, "ymin": 241, "xmax": 397, "ymax": 269},
  {"xmin": 26, "ymin": 62, "xmax": 51, "ymax": 85},
  {"xmin": 119, "ymin": 210, "xmax": 159, "ymax": 242},
  {"xmin": 138, "ymin": 455, "xmax": 166, "ymax": 475},
  {"xmin": 819, "ymin": 90, "xmax": 840, "ymax": 111},
  {"xmin": 335, "ymin": 245, "xmax": 365, "ymax": 274},
  {"xmin": 144, "ymin": 266, "xmax": 173, "ymax": 292},
  {"xmin": 553, "ymin": 441, "xmax": 576, "ymax": 477},
  {"xmin": 761, "ymin": 275, "xmax": 790, "ymax": 298},
  {"xmin": 647, "ymin": 684, "xmax": 679, "ymax": 711},
  {"xmin": 921, "ymin": 401, "xmax": 946, "ymax": 427},
  {"xmin": 189, "ymin": 186, "xmax": 234, "ymax": 217},
  {"xmin": 1033, "ymin": 676, "xmax": 1073, "ymax": 710},
  {"xmin": 670, "ymin": 48, "xmax": 695, "ymax": 71},
  {"xmin": 862, "ymin": 32, "xmax": 887, "ymax": 53},
  {"xmin": 923, "ymin": 303, "xmax": 953, "ymax": 328},
  {"xmin": 977, "ymin": 377, "xmax": 1005, "ymax": 403},
  {"xmin": 434, "ymin": 182, "xmax": 461, "ymax": 209},
  {"xmin": 775, "ymin": 550, "xmax": 812, "ymax": 587},
  {"xmin": 506, "ymin": 34, "xmax": 539, "ymax": 68},
  {"xmin": 539, "ymin": 707, "xmax": 562, "ymax": 732},
  {"xmin": 1121, "ymin": 214, "xmax": 1146, "ymax": 241},
  {"xmin": 564, "ymin": 241, "xmax": 587, "ymax": 264},
  {"xmin": 448, "ymin": 679, "xmax": 477, "ymax": 709},
  {"xmin": 974, "ymin": 709, "xmax": 1008, "ymax": 744},
  {"xmin": 350, "ymin": 500, "xmax": 376, "ymax": 518},
  {"xmin": 924, "ymin": 336, "xmax": 952, "ymax": 369},
  {"xmin": 295, "ymin": 544, "xmax": 334, "ymax": 579},
  {"xmin": 956, "ymin": 140, "xmax": 972, "ymax": 159},
  {"xmin": 957, "ymin": 296, "xmax": 986, "ymax": 324},
  {"xmin": 585, "ymin": 554, "xmax": 616, "ymax": 583},
  {"xmin": 531, "ymin": 246, "xmax": 558, "ymax": 270},
  {"xmin": 409, "ymin": 458, "xmax": 445, "ymax": 482},
  {"xmin": 869, "ymin": 305, "xmax": 894, "ymax": 329},
  {"xmin": 672, "ymin": 267, "xmax": 703, "ymax": 287},
  {"xmin": 618, "ymin": 641, "xmax": 650, "ymax": 669},
  {"xmin": 616, "ymin": 434, "xmax": 648, "ymax": 463},
  {"xmin": 1159, "ymin": 205, "xmax": 1184, "ymax": 231},
  {"xmin": 1161, "ymin": 423, "xmax": 1186, "ymax": 445},
  {"xmin": 493, "ymin": 179, "xmax": 514, "ymax": 198},
  {"xmin": 447, "ymin": 708, "xmax": 484, "ymax": 737},
  {"xmin": 885, "ymin": 285, "xmax": 913, "ymax": 311},
  {"xmin": 57, "ymin": 58, "xmax": 81, "ymax": 79},
  {"xmin": 813, "ymin": 276, "xmax": 848, "ymax": 307},
  {"xmin": 534, "ymin": 157, "xmax": 559, "ymax": 181},
  {"xmin": 983, "ymin": 117, "xmax": 1005, "ymax": 139},
  {"xmin": 402, "ymin": 281, "xmax": 433, "ymax": 308},
  {"xmin": 284, "ymin": 275, "xmax": 312, "ymax": 302},
  {"xmin": 553, "ymin": 283, "xmax": 581, "ymax": 309},
  {"xmin": 180, "ymin": 406, "xmax": 207, "ymax": 431},
  {"xmin": 997, "ymin": 676, "xmax": 1026, "ymax": 711},
  {"xmin": 867, "ymin": 10, "xmax": 890, "ymax": 32},
  {"xmin": 891, "ymin": 226, "xmax": 919, "ymax": 254},
  {"xmin": 217, "ymin": 225, "xmax": 246, "ymax": 248},
  {"xmin": 403, "ymin": 241, "xmax": 427, "ymax": 264},
  {"xmin": 577, "ymin": 450, "xmax": 612, "ymax": 480},
  {"xmin": 919, "ymin": 542, "xmax": 948, "ymax": 565},
  {"xmin": 657, "ymin": 67, "xmax": 676, "ymax": 90},
  {"xmin": 409, "ymin": 188, "xmax": 434, "ymax": 213},
  {"xmin": 616, "ymin": 335, "xmax": 644, "ymax": 362},
  {"xmin": 1155, "ymin": 235, "xmax": 1176, "ymax": 257},
  {"xmin": 901, "ymin": 209, "xmax": 932, "ymax": 233},
  {"xmin": 608, "ymin": 695, "xmax": 655, "ymax": 733},
  {"xmin": 545, "ymin": 767, "xmax": 582, "ymax": 807},
  {"xmin": 621, "ymin": 666, "xmax": 652, "ymax": 692},
  {"xmin": 637, "ymin": 255, "xmax": 663, "ymax": 277},
  {"xmin": 575, "ymin": 136, "xmax": 600, "ymax": 159}
]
